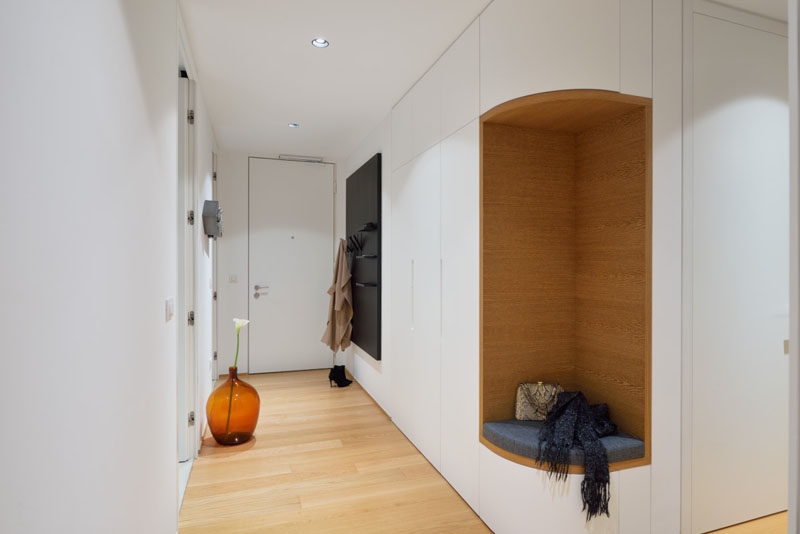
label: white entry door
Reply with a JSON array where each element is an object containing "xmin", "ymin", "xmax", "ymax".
[
  {"xmin": 248, "ymin": 158, "xmax": 334, "ymax": 373},
  {"xmin": 689, "ymin": 12, "xmax": 789, "ymax": 533}
]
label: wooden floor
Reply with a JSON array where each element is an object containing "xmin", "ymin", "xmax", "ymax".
[
  {"xmin": 710, "ymin": 512, "xmax": 787, "ymax": 534},
  {"xmin": 179, "ymin": 370, "xmax": 489, "ymax": 533}
]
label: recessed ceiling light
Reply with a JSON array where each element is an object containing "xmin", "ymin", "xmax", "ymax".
[
  {"xmin": 288, "ymin": 123, "xmax": 300, "ymax": 128},
  {"xmin": 311, "ymin": 38, "xmax": 329, "ymax": 48}
]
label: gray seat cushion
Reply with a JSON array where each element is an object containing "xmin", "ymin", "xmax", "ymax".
[{"xmin": 483, "ymin": 419, "xmax": 645, "ymax": 465}]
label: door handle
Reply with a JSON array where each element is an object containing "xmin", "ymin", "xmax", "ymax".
[{"xmin": 253, "ymin": 284, "xmax": 269, "ymax": 299}]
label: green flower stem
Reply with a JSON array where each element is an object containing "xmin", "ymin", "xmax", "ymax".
[
  {"xmin": 233, "ymin": 329, "xmax": 240, "ymax": 368},
  {"xmin": 224, "ymin": 379, "xmax": 235, "ymax": 434},
  {"xmin": 224, "ymin": 329, "xmax": 241, "ymax": 435}
]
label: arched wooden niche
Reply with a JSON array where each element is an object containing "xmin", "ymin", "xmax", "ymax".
[{"xmin": 480, "ymin": 90, "xmax": 651, "ymax": 472}]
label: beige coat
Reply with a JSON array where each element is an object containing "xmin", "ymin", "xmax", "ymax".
[{"xmin": 321, "ymin": 239, "xmax": 353, "ymax": 352}]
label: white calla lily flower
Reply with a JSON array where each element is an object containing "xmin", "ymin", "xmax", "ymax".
[
  {"xmin": 231, "ymin": 318, "xmax": 250, "ymax": 368},
  {"xmin": 233, "ymin": 318, "xmax": 250, "ymax": 334}
]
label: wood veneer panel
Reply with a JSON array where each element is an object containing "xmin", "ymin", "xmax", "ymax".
[
  {"xmin": 479, "ymin": 90, "xmax": 652, "ymax": 470},
  {"xmin": 575, "ymin": 108, "xmax": 649, "ymax": 441},
  {"xmin": 483, "ymin": 90, "xmax": 651, "ymax": 133},
  {"xmin": 482, "ymin": 123, "xmax": 577, "ymax": 423},
  {"xmin": 479, "ymin": 436, "xmax": 649, "ymax": 474}
]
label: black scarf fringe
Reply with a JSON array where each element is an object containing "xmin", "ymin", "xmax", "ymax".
[
  {"xmin": 536, "ymin": 391, "xmax": 616, "ymax": 521},
  {"xmin": 581, "ymin": 476, "xmax": 611, "ymax": 521}
]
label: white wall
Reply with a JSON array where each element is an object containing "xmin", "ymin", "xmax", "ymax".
[
  {"xmin": 178, "ymin": 12, "xmax": 220, "ymax": 445},
  {"xmin": 338, "ymin": 116, "xmax": 394, "ymax": 412},
  {"xmin": 217, "ymin": 150, "xmax": 254, "ymax": 373},
  {"xmin": 0, "ymin": 1, "xmax": 179, "ymax": 532}
]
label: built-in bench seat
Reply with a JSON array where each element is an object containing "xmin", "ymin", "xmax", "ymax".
[{"xmin": 483, "ymin": 419, "xmax": 646, "ymax": 465}]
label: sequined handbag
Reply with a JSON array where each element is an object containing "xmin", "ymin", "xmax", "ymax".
[{"xmin": 515, "ymin": 382, "xmax": 563, "ymax": 421}]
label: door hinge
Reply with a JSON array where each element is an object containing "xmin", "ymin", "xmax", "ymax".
[
  {"xmin": 213, "ymin": 290, "xmax": 217, "ymax": 301},
  {"xmin": 188, "ymin": 411, "xmax": 196, "ymax": 426},
  {"xmin": 187, "ymin": 310, "xmax": 195, "ymax": 326},
  {"xmin": 187, "ymin": 210, "xmax": 195, "ymax": 225},
  {"xmin": 212, "ymin": 171, "xmax": 217, "ymax": 181},
  {"xmin": 213, "ymin": 351, "xmax": 218, "ymax": 361},
  {"xmin": 187, "ymin": 109, "xmax": 195, "ymax": 124}
]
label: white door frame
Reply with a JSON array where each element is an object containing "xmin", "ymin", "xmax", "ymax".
[
  {"xmin": 789, "ymin": 1, "xmax": 799, "ymax": 531},
  {"xmin": 212, "ymin": 151, "xmax": 219, "ymax": 380},
  {"xmin": 177, "ymin": 72, "xmax": 197, "ymax": 463},
  {"xmin": 246, "ymin": 156, "xmax": 336, "ymax": 374},
  {"xmin": 682, "ymin": 2, "xmax": 790, "ymax": 531}
]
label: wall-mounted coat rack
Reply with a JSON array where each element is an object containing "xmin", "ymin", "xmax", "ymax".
[{"xmin": 345, "ymin": 153, "xmax": 382, "ymax": 360}]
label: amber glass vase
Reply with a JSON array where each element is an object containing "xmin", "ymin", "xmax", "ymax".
[{"xmin": 206, "ymin": 367, "xmax": 260, "ymax": 445}]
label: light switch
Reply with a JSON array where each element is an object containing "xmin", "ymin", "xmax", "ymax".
[
  {"xmin": 165, "ymin": 297, "xmax": 175, "ymax": 322},
  {"xmin": 228, "ymin": 274, "xmax": 238, "ymax": 283}
]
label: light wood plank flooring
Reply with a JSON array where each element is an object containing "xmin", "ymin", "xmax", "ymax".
[
  {"xmin": 709, "ymin": 512, "xmax": 787, "ymax": 534},
  {"xmin": 179, "ymin": 370, "xmax": 489, "ymax": 533}
]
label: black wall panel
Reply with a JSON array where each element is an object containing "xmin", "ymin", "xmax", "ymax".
[{"xmin": 345, "ymin": 153, "xmax": 381, "ymax": 360}]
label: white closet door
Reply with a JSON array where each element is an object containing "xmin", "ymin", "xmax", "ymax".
[
  {"xmin": 390, "ymin": 147, "xmax": 442, "ymax": 468},
  {"xmin": 690, "ymin": 13, "xmax": 789, "ymax": 533},
  {"xmin": 440, "ymin": 120, "xmax": 480, "ymax": 510},
  {"xmin": 408, "ymin": 146, "xmax": 442, "ymax": 468},
  {"xmin": 390, "ymin": 161, "xmax": 415, "ymax": 440}
]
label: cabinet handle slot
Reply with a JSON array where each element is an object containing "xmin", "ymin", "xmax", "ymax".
[
  {"xmin": 440, "ymin": 258, "xmax": 444, "ymax": 336},
  {"xmin": 411, "ymin": 258, "xmax": 415, "ymax": 331}
]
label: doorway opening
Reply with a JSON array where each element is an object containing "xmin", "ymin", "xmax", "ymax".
[
  {"xmin": 177, "ymin": 66, "xmax": 197, "ymax": 507},
  {"xmin": 247, "ymin": 157, "xmax": 335, "ymax": 374}
]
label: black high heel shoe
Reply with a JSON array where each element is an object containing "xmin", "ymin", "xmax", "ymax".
[{"xmin": 328, "ymin": 365, "xmax": 352, "ymax": 387}]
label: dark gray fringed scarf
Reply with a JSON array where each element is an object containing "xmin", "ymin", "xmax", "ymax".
[{"xmin": 537, "ymin": 391, "xmax": 617, "ymax": 521}]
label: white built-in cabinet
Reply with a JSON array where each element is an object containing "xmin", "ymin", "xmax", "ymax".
[
  {"xmin": 479, "ymin": 0, "xmax": 620, "ymax": 113},
  {"xmin": 392, "ymin": 20, "xmax": 479, "ymax": 171},
  {"xmin": 390, "ymin": 145, "xmax": 442, "ymax": 469},
  {"xmin": 411, "ymin": 68, "xmax": 441, "ymax": 161},
  {"xmin": 440, "ymin": 119, "xmax": 480, "ymax": 510},
  {"xmin": 387, "ymin": 1, "xmax": 653, "ymax": 531},
  {"xmin": 439, "ymin": 20, "xmax": 480, "ymax": 139},
  {"xmin": 480, "ymin": 448, "xmax": 652, "ymax": 534},
  {"xmin": 391, "ymin": 122, "xmax": 481, "ymax": 509},
  {"xmin": 479, "ymin": 447, "xmax": 620, "ymax": 533},
  {"xmin": 390, "ymin": 17, "xmax": 480, "ymax": 503},
  {"xmin": 620, "ymin": 0, "xmax": 653, "ymax": 97},
  {"xmin": 390, "ymin": 92, "xmax": 413, "ymax": 170},
  {"xmin": 479, "ymin": 0, "xmax": 652, "ymax": 113}
]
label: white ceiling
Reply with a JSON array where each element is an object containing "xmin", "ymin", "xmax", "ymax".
[
  {"xmin": 713, "ymin": 0, "xmax": 787, "ymax": 21},
  {"xmin": 179, "ymin": 0, "xmax": 491, "ymax": 162}
]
